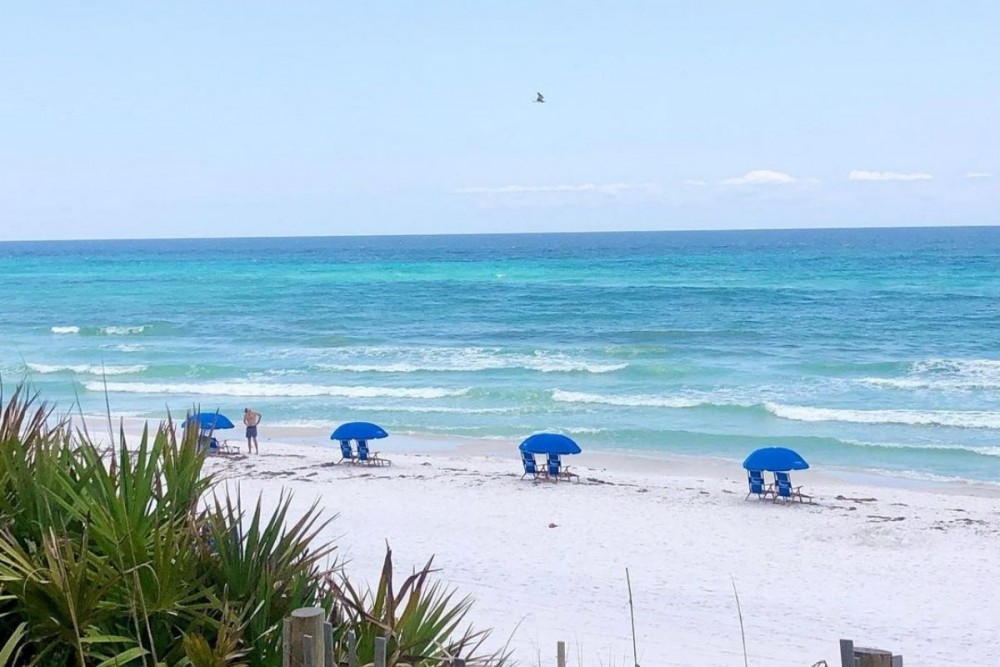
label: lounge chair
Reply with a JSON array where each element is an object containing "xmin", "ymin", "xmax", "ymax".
[
  {"xmin": 773, "ymin": 471, "xmax": 812, "ymax": 503},
  {"xmin": 357, "ymin": 440, "xmax": 391, "ymax": 467},
  {"xmin": 546, "ymin": 453, "xmax": 579, "ymax": 483},
  {"xmin": 745, "ymin": 469, "xmax": 773, "ymax": 500},
  {"xmin": 520, "ymin": 451, "xmax": 541, "ymax": 479},
  {"xmin": 198, "ymin": 433, "xmax": 218, "ymax": 454},
  {"xmin": 217, "ymin": 438, "xmax": 240, "ymax": 454},
  {"xmin": 337, "ymin": 439, "xmax": 356, "ymax": 465}
]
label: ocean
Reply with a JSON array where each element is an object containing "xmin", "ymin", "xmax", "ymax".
[{"xmin": 2, "ymin": 227, "xmax": 999, "ymax": 481}]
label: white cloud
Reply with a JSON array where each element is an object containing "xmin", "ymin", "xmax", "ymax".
[
  {"xmin": 681, "ymin": 179, "xmax": 708, "ymax": 187},
  {"xmin": 456, "ymin": 183, "xmax": 658, "ymax": 195},
  {"xmin": 848, "ymin": 170, "xmax": 933, "ymax": 182},
  {"xmin": 721, "ymin": 170, "xmax": 797, "ymax": 186},
  {"xmin": 964, "ymin": 172, "xmax": 992, "ymax": 180}
]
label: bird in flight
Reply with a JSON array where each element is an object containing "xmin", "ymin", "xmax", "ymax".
[{"xmin": 535, "ymin": 92, "xmax": 545, "ymax": 103}]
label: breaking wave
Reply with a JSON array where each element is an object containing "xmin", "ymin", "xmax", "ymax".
[
  {"xmin": 315, "ymin": 347, "xmax": 627, "ymax": 374},
  {"xmin": 842, "ymin": 439, "xmax": 1000, "ymax": 458},
  {"xmin": 84, "ymin": 380, "xmax": 468, "ymax": 400},
  {"xmin": 551, "ymin": 389, "xmax": 709, "ymax": 409},
  {"xmin": 28, "ymin": 363, "xmax": 147, "ymax": 376},
  {"xmin": 859, "ymin": 358, "xmax": 1000, "ymax": 391},
  {"xmin": 49, "ymin": 325, "xmax": 151, "ymax": 336},
  {"xmin": 100, "ymin": 325, "xmax": 149, "ymax": 336},
  {"xmin": 764, "ymin": 402, "xmax": 1000, "ymax": 429},
  {"xmin": 347, "ymin": 405, "xmax": 513, "ymax": 414}
]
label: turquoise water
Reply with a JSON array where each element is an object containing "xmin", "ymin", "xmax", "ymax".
[{"xmin": 2, "ymin": 228, "xmax": 999, "ymax": 480}]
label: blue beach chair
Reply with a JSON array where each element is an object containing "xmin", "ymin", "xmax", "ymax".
[
  {"xmin": 773, "ymin": 471, "xmax": 812, "ymax": 503},
  {"xmin": 520, "ymin": 451, "xmax": 540, "ymax": 479},
  {"xmin": 745, "ymin": 469, "xmax": 772, "ymax": 500},
  {"xmin": 546, "ymin": 453, "xmax": 579, "ymax": 483},
  {"xmin": 357, "ymin": 440, "xmax": 391, "ymax": 467},
  {"xmin": 338, "ymin": 440, "xmax": 356, "ymax": 465},
  {"xmin": 198, "ymin": 433, "xmax": 219, "ymax": 454}
]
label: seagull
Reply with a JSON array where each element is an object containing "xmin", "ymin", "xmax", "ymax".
[{"xmin": 535, "ymin": 92, "xmax": 545, "ymax": 103}]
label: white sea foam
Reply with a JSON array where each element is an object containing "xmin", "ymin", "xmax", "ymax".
[
  {"xmin": 111, "ymin": 344, "xmax": 145, "ymax": 353},
  {"xmin": 28, "ymin": 363, "xmax": 147, "ymax": 376},
  {"xmin": 765, "ymin": 402, "xmax": 1000, "ymax": 429},
  {"xmin": 860, "ymin": 377, "xmax": 1000, "ymax": 390},
  {"xmin": 100, "ymin": 325, "xmax": 148, "ymax": 335},
  {"xmin": 85, "ymin": 380, "xmax": 468, "ymax": 399},
  {"xmin": 314, "ymin": 347, "xmax": 627, "ymax": 374},
  {"xmin": 262, "ymin": 369, "xmax": 305, "ymax": 377},
  {"xmin": 859, "ymin": 358, "xmax": 1000, "ymax": 390},
  {"xmin": 51, "ymin": 326, "xmax": 80, "ymax": 334},
  {"xmin": 911, "ymin": 358, "xmax": 1000, "ymax": 375},
  {"xmin": 268, "ymin": 419, "xmax": 337, "ymax": 429},
  {"xmin": 347, "ymin": 405, "xmax": 512, "ymax": 414},
  {"xmin": 551, "ymin": 389, "xmax": 706, "ymax": 409},
  {"xmin": 842, "ymin": 438, "xmax": 1000, "ymax": 458},
  {"xmin": 860, "ymin": 467, "xmax": 1000, "ymax": 486}
]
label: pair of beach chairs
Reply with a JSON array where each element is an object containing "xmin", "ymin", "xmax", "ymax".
[
  {"xmin": 746, "ymin": 469, "xmax": 812, "ymax": 503},
  {"xmin": 199, "ymin": 433, "xmax": 238, "ymax": 455},
  {"xmin": 337, "ymin": 439, "xmax": 392, "ymax": 467},
  {"xmin": 520, "ymin": 451, "xmax": 579, "ymax": 483}
]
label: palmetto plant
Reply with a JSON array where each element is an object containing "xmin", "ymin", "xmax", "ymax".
[
  {"xmin": 0, "ymin": 385, "xmax": 335, "ymax": 666},
  {"xmin": 197, "ymin": 491, "xmax": 336, "ymax": 667},
  {"xmin": 328, "ymin": 545, "xmax": 511, "ymax": 667},
  {"xmin": 0, "ymin": 384, "xmax": 504, "ymax": 667}
]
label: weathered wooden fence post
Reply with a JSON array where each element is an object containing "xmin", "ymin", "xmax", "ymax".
[
  {"xmin": 855, "ymin": 648, "xmax": 892, "ymax": 667},
  {"xmin": 303, "ymin": 635, "xmax": 315, "ymax": 667},
  {"xmin": 840, "ymin": 639, "xmax": 855, "ymax": 667},
  {"xmin": 348, "ymin": 631, "xmax": 358, "ymax": 667},
  {"xmin": 840, "ymin": 638, "xmax": 902, "ymax": 667},
  {"xmin": 285, "ymin": 606, "xmax": 326, "ymax": 667},
  {"xmin": 373, "ymin": 636, "xmax": 387, "ymax": 667},
  {"xmin": 283, "ymin": 618, "xmax": 292, "ymax": 667},
  {"xmin": 323, "ymin": 621, "xmax": 334, "ymax": 667},
  {"xmin": 556, "ymin": 640, "xmax": 566, "ymax": 667}
]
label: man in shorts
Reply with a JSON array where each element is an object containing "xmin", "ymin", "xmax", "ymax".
[{"xmin": 243, "ymin": 407, "xmax": 261, "ymax": 454}]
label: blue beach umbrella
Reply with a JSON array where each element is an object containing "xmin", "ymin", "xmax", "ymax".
[
  {"xmin": 518, "ymin": 433, "xmax": 582, "ymax": 455},
  {"xmin": 183, "ymin": 412, "xmax": 236, "ymax": 431},
  {"xmin": 742, "ymin": 447, "xmax": 809, "ymax": 472},
  {"xmin": 330, "ymin": 421, "xmax": 389, "ymax": 441}
]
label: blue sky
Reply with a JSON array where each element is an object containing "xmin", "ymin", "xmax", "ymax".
[{"xmin": 1, "ymin": 1, "xmax": 998, "ymax": 240}]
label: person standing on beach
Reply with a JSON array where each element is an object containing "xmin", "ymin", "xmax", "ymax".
[{"xmin": 243, "ymin": 407, "xmax": 261, "ymax": 454}]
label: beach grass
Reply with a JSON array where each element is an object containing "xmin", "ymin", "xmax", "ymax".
[
  {"xmin": 327, "ymin": 544, "xmax": 510, "ymax": 666},
  {"xmin": 0, "ymin": 385, "xmax": 502, "ymax": 666}
]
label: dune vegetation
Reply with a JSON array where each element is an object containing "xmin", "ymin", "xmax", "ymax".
[{"xmin": 0, "ymin": 385, "xmax": 504, "ymax": 667}]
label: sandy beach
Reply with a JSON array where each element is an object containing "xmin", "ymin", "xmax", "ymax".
[{"xmin": 101, "ymin": 422, "xmax": 997, "ymax": 667}]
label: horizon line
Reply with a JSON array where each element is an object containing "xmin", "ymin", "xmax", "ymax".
[{"xmin": 2, "ymin": 221, "xmax": 998, "ymax": 244}]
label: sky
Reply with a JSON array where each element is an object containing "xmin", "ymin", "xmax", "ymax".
[{"xmin": 1, "ymin": 1, "xmax": 998, "ymax": 240}]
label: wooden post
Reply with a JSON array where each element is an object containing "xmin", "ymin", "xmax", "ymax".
[
  {"xmin": 323, "ymin": 622, "xmax": 334, "ymax": 667},
  {"xmin": 346, "ymin": 631, "xmax": 358, "ymax": 667},
  {"xmin": 303, "ymin": 635, "xmax": 315, "ymax": 667},
  {"xmin": 839, "ymin": 639, "xmax": 856, "ymax": 667},
  {"xmin": 283, "ymin": 618, "xmax": 292, "ymax": 667},
  {"xmin": 374, "ymin": 637, "xmax": 387, "ymax": 667},
  {"xmin": 556, "ymin": 641, "xmax": 566, "ymax": 667},
  {"xmin": 855, "ymin": 647, "xmax": 892, "ymax": 667},
  {"xmin": 287, "ymin": 607, "xmax": 326, "ymax": 667}
]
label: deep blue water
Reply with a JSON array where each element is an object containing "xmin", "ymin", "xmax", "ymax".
[{"xmin": 2, "ymin": 227, "xmax": 999, "ymax": 480}]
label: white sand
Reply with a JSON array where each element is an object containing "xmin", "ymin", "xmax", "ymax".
[{"xmin": 95, "ymin": 419, "xmax": 1000, "ymax": 666}]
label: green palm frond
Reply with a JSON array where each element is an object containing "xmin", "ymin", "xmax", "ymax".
[
  {"xmin": 328, "ymin": 545, "xmax": 510, "ymax": 667},
  {"xmin": 0, "ymin": 385, "xmax": 504, "ymax": 667}
]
